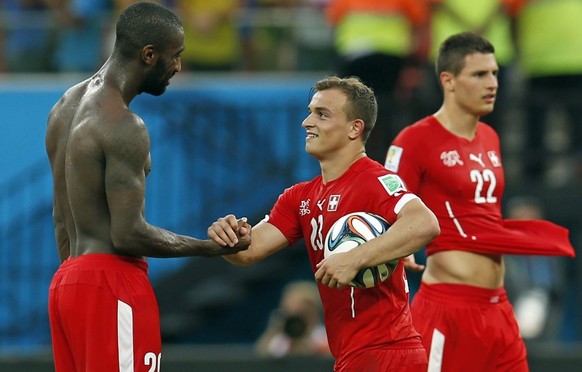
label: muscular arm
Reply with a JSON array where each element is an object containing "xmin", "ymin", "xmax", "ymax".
[
  {"xmin": 52, "ymin": 200, "xmax": 70, "ymax": 263},
  {"xmin": 355, "ymin": 198, "xmax": 439, "ymax": 267},
  {"xmin": 315, "ymin": 198, "xmax": 440, "ymax": 287},
  {"xmin": 105, "ymin": 113, "xmax": 246, "ymax": 257},
  {"xmin": 46, "ymin": 105, "xmax": 72, "ymax": 263}
]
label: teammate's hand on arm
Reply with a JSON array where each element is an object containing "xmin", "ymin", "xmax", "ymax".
[
  {"xmin": 208, "ymin": 214, "xmax": 251, "ymax": 247},
  {"xmin": 403, "ymin": 253, "xmax": 425, "ymax": 272}
]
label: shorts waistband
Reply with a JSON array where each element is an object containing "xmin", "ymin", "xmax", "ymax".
[
  {"xmin": 60, "ymin": 254, "xmax": 148, "ymax": 273},
  {"xmin": 417, "ymin": 282, "xmax": 507, "ymax": 304}
]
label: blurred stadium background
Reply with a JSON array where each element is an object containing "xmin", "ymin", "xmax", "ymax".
[{"xmin": 1, "ymin": 2, "xmax": 582, "ymax": 371}]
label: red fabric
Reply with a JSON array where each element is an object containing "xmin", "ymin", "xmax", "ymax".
[
  {"xmin": 338, "ymin": 346, "xmax": 427, "ymax": 371},
  {"xmin": 387, "ymin": 115, "xmax": 575, "ymax": 258},
  {"xmin": 268, "ymin": 157, "xmax": 423, "ymax": 368},
  {"xmin": 49, "ymin": 254, "xmax": 161, "ymax": 372},
  {"xmin": 411, "ymin": 283, "xmax": 528, "ymax": 372},
  {"xmin": 459, "ymin": 219, "xmax": 572, "ymax": 256}
]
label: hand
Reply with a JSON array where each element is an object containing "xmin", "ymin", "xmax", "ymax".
[
  {"xmin": 314, "ymin": 252, "xmax": 357, "ymax": 290},
  {"xmin": 208, "ymin": 214, "xmax": 252, "ymax": 249},
  {"xmin": 403, "ymin": 254, "xmax": 425, "ymax": 272}
]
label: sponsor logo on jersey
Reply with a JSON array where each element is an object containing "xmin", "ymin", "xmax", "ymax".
[
  {"xmin": 316, "ymin": 198, "xmax": 326, "ymax": 211},
  {"xmin": 440, "ymin": 150, "xmax": 464, "ymax": 167},
  {"xmin": 487, "ymin": 151, "xmax": 502, "ymax": 167},
  {"xmin": 299, "ymin": 199, "xmax": 311, "ymax": 216},
  {"xmin": 469, "ymin": 153, "xmax": 486, "ymax": 167},
  {"xmin": 378, "ymin": 174, "xmax": 407, "ymax": 196},
  {"xmin": 328, "ymin": 195, "xmax": 341, "ymax": 211},
  {"xmin": 384, "ymin": 145, "xmax": 403, "ymax": 172}
]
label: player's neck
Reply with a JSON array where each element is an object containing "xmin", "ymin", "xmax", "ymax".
[
  {"xmin": 99, "ymin": 57, "xmax": 141, "ymax": 105},
  {"xmin": 433, "ymin": 106, "xmax": 479, "ymax": 140},
  {"xmin": 319, "ymin": 151, "xmax": 365, "ymax": 184}
]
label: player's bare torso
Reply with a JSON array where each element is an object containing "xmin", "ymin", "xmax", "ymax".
[{"xmin": 46, "ymin": 74, "xmax": 150, "ymax": 258}]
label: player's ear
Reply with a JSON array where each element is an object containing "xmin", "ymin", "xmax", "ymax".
[
  {"xmin": 349, "ymin": 119, "xmax": 364, "ymax": 140},
  {"xmin": 441, "ymin": 71, "xmax": 454, "ymax": 92},
  {"xmin": 142, "ymin": 45, "xmax": 156, "ymax": 66}
]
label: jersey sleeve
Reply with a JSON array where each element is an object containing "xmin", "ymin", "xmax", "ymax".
[
  {"xmin": 266, "ymin": 185, "xmax": 303, "ymax": 246},
  {"xmin": 384, "ymin": 125, "xmax": 425, "ymax": 194},
  {"xmin": 369, "ymin": 170, "xmax": 420, "ymax": 226}
]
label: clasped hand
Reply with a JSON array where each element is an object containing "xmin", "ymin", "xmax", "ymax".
[{"xmin": 208, "ymin": 214, "xmax": 252, "ymax": 252}]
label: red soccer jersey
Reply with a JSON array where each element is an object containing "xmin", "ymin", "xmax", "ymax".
[
  {"xmin": 267, "ymin": 157, "xmax": 423, "ymax": 366},
  {"xmin": 385, "ymin": 115, "xmax": 574, "ymax": 257}
]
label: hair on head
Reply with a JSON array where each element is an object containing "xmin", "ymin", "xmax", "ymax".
[
  {"xmin": 311, "ymin": 76, "xmax": 378, "ymax": 142},
  {"xmin": 115, "ymin": 1, "xmax": 183, "ymax": 59},
  {"xmin": 436, "ymin": 32, "xmax": 495, "ymax": 77}
]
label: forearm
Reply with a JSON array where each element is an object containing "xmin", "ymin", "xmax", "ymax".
[
  {"xmin": 223, "ymin": 249, "xmax": 258, "ymax": 266},
  {"xmin": 352, "ymin": 228, "xmax": 424, "ymax": 269},
  {"xmin": 353, "ymin": 204, "xmax": 439, "ymax": 269},
  {"xmin": 112, "ymin": 222, "xmax": 244, "ymax": 258}
]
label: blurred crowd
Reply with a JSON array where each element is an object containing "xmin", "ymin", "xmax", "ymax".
[
  {"xmin": 2, "ymin": 0, "xmax": 581, "ymax": 344},
  {"xmin": 2, "ymin": 0, "xmax": 581, "ymax": 188},
  {"xmin": 0, "ymin": 0, "xmax": 334, "ymax": 74}
]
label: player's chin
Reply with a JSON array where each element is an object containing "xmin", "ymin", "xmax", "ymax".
[
  {"xmin": 477, "ymin": 106, "xmax": 494, "ymax": 117},
  {"xmin": 147, "ymin": 87, "xmax": 167, "ymax": 97},
  {"xmin": 304, "ymin": 144, "xmax": 317, "ymax": 156}
]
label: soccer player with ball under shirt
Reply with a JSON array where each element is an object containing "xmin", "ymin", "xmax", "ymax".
[
  {"xmin": 384, "ymin": 32, "xmax": 575, "ymax": 372},
  {"xmin": 209, "ymin": 76, "xmax": 440, "ymax": 371}
]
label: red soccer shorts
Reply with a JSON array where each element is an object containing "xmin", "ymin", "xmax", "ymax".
[
  {"xmin": 336, "ymin": 338, "xmax": 427, "ymax": 372},
  {"xmin": 49, "ymin": 254, "xmax": 162, "ymax": 372},
  {"xmin": 411, "ymin": 282, "xmax": 528, "ymax": 372}
]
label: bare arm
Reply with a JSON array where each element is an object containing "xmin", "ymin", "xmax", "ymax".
[
  {"xmin": 208, "ymin": 214, "xmax": 289, "ymax": 265},
  {"xmin": 46, "ymin": 105, "xmax": 71, "ymax": 263},
  {"xmin": 105, "ymin": 114, "xmax": 248, "ymax": 257},
  {"xmin": 51, "ymin": 200, "xmax": 70, "ymax": 263},
  {"xmin": 315, "ymin": 198, "xmax": 440, "ymax": 288}
]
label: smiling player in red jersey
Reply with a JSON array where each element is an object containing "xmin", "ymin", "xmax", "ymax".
[{"xmin": 209, "ymin": 76, "xmax": 440, "ymax": 371}]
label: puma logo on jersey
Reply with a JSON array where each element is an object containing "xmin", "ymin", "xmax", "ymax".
[{"xmin": 469, "ymin": 153, "xmax": 486, "ymax": 167}]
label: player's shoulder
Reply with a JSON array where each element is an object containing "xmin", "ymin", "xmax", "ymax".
[
  {"xmin": 355, "ymin": 159, "xmax": 409, "ymax": 194},
  {"xmin": 281, "ymin": 177, "xmax": 321, "ymax": 197},
  {"xmin": 50, "ymin": 80, "xmax": 88, "ymax": 116},
  {"xmin": 401, "ymin": 116, "xmax": 435, "ymax": 135},
  {"xmin": 47, "ymin": 80, "xmax": 93, "ymax": 135},
  {"xmin": 477, "ymin": 121, "xmax": 500, "ymax": 138},
  {"xmin": 394, "ymin": 116, "xmax": 436, "ymax": 145}
]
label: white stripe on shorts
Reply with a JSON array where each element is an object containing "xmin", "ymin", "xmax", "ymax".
[
  {"xmin": 428, "ymin": 328, "xmax": 445, "ymax": 372},
  {"xmin": 118, "ymin": 300, "xmax": 134, "ymax": 372}
]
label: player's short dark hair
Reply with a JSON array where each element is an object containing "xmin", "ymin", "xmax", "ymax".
[
  {"xmin": 114, "ymin": 1, "xmax": 183, "ymax": 59},
  {"xmin": 436, "ymin": 32, "xmax": 495, "ymax": 77},
  {"xmin": 312, "ymin": 76, "xmax": 378, "ymax": 142}
]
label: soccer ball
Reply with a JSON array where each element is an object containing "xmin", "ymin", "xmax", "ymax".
[{"xmin": 324, "ymin": 212, "xmax": 398, "ymax": 288}]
